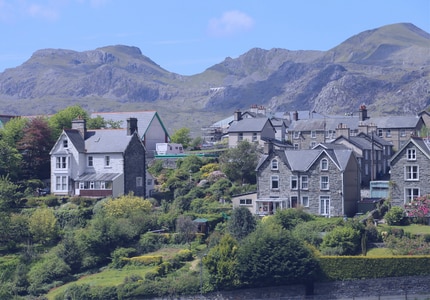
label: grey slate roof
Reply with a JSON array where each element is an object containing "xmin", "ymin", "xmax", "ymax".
[
  {"xmin": 64, "ymin": 130, "xmax": 85, "ymax": 152},
  {"xmin": 76, "ymin": 172, "xmax": 121, "ymax": 181},
  {"xmin": 85, "ymin": 129, "xmax": 133, "ymax": 153},
  {"xmin": 391, "ymin": 137, "xmax": 430, "ymax": 163},
  {"xmin": 289, "ymin": 116, "xmax": 360, "ymax": 131},
  {"xmin": 362, "ymin": 116, "xmax": 420, "ymax": 129},
  {"xmin": 228, "ymin": 118, "xmax": 273, "ymax": 133}
]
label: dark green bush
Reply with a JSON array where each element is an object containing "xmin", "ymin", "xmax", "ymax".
[{"xmin": 385, "ymin": 206, "xmax": 406, "ymax": 226}]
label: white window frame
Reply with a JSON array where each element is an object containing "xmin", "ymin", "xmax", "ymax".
[
  {"xmin": 293, "ymin": 131, "xmax": 300, "ymax": 139},
  {"xmin": 301, "ymin": 196, "xmax": 309, "ymax": 207},
  {"xmin": 407, "ymin": 149, "xmax": 416, "ymax": 160},
  {"xmin": 239, "ymin": 198, "xmax": 253, "ymax": 206},
  {"xmin": 405, "ymin": 165, "xmax": 419, "ymax": 181},
  {"xmin": 136, "ymin": 176, "xmax": 143, "ymax": 187},
  {"xmin": 271, "ymin": 175, "xmax": 279, "ymax": 190},
  {"xmin": 271, "ymin": 159, "xmax": 279, "ymax": 170},
  {"xmin": 386, "ymin": 129, "xmax": 391, "ymax": 138},
  {"xmin": 105, "ymin": 155, "xmax": 110, "ymax": 167},
  {"xmin": 290, "ymin": 175, "xmax": 298, "ymax": 190},
  {"xmin": 311, "ymin": 131, "xmax": 316, "ymax": 138},
  {"xmin": 56, "ymin": 156, "xmax": 67, "ymax": 169},
  {"xmin": 63, "ymin": 139, "xmax": 68, "ymax": 148},
  {"xmin": 320, "ymin": 158, "xmax": 328, "ymax": 171},
  {"xmin": 301, "ymin": 175, "xmax": 308, "ymax": 190},
  {"xmin": 400, "ymin": 129, "xmax": 406, "ymax": 137},
  {"xmin": 252, "ymin": 132, "xmax": 258, "ymax": 142},
  {"xmin": 55, "ymin": 175, "xmax": 68, "ymax": 191},
  {"xmin": 320, "ymin": 176, "xmax": 329, "ymax": 190},
  {"xmin": 405, "ymin": 188, "xmax": 419, "ymax": 203},
  {"xmin": 320, "ymin": 196, "xmax": 330, "ymax": 216},
  {"xmin": 87, "ymin": 156, "xmax": 93, "ymax": 167}
]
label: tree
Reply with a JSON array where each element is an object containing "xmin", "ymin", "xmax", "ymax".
[
  {"xmin": 320, "ymin": 226, "xmax": 361, "ymax": 255},
  {"xmin": 204, "ymin": 234, "xmax": 240, "ymax": 289},
  {"xmin": 0, "ymin": 176, "xmax": 22, "ymax": 211},
  {"xmin": 17, "ymin": 117, "xmax": 53, "ymax": 179},
  {"xmin": 0, "ymin": 116, "xmax": 27, "ymax": 146},
  {"xmin": 102, "ymin": 193, "xmax": 152, "ymax": 218},
  {"xmin": 227, "ymin": 206, "xmax": 256, "ymax": 240},
  {"xmin": 175, "ymin": 215, "xmax": 198, "ymax": 248},
  {"xmin": 219, "ymin": 140, "xmax": 258, "ymax": 184},
  {"xmin": 87, "ymin": 115, "xmax": 123, "ymax": 129},
  {"xmin": 274, "ymin": 208, "xmax": 314, "ymax": 230},
  {"xmin": 48, "ymin": 105, "xmax": 88, "ymax": 139},
  {"xmin": 29, "ymin": 207, "xmax": 58, "ymax": 244},
  {"xmin": 0, "ymin": 140, "xmax": 22, "ymax": 180},
  {"xmin": 170, "ymin": 127, "xmax": 192, "ymax": 149},
  {"xmin": 237, "ymin": 222, "xmax": 317, "ymax": 287}
]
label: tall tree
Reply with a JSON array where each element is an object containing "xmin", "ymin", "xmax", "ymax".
[
  {"xmin": 227, "ymin": 206, "xmax": 256, "ymax": 240},
  {"xmin": 0, "ymin": 140, "xmax": 22, "ymax": 180},
  {"xmin": 219, "ymin": 140, "xmax": 259, "ymax": 184},
  {"xmin": 0, "ymin": 117, "xmax": 27, "ymax": 146},
  {"xmin": 17, "ymin": 117, "xmax": 53, "ymax": 179},
  {"xmin": 48, "ymin": 105, "xmax": 88, "ymax": 139}
]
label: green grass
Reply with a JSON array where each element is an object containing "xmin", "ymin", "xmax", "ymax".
[
  {"xmin": 366, "ymin": 247, "xmax": 393, "ymax": 257},
  {"xmin": 378, "ymin": 223, "xmax": 430, "ymax": 235},
  {"xmin": 46, "ymin": 247, "xmax": 185, "ymax": 300}
]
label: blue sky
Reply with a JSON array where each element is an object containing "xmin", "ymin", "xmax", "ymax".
[{"xmin": 1, "ymin": 0, "xmax": 429, "ymax": 75}]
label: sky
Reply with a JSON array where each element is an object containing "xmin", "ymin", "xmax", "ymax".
[{"xmin": 0, "ymin": 0, "xmax": 429, "ymax": 76}]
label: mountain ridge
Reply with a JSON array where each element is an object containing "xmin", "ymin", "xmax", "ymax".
[{"xmin": 0, "ymin": 22, "xmax": 429, "ymax": 134}]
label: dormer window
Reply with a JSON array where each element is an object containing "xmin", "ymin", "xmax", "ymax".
[
  {"xmin": 63, "ymin": 139, "xmax": 68, "ymax": 148},
  {"xmin": 320, "ymin": 158, "xmax": 328, "ymax": 171},
  {"xmin": 271, "ymin": 159, "xmax": 278, "ymax": 170}
]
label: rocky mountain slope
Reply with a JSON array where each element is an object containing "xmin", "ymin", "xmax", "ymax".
[{"xmin": 0, "ymin": 23, "xmax": 429, "ymax": 134}]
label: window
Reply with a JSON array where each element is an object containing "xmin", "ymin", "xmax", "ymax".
[
  {"xmin": 320, "ymin": 158, "xmax": 328, "ymax": 171},
  {"xmin": 147, "ymin": 179, "xmax": 153, "ymax": 186},
  {"xmin": 252, "ymin": 132, "xmax": 257, "ymax": 142},
  {"xmin": 386, "ymin": 129, "xmax": 391, "ymax": 138},
  {"xmin": 56, "ymin": 156, "xmax": 67, "ymax": 169},
  {"xmin": 79, "ymin": 182, "xmax": 84, "ymax": 189},
  {"xmin": 293, "ymin": 131, "xmax": 300, "ymax": 139},
  {"xmin": 293, "ymin": 143, "xmax": 299, "ymax": 150},
  {"xmin": 301, "ymin": 196, "xmax": 309, "ymax": 207},
  {"xmin": 63, "ymin": 139, "xmax": 68, "ymax": 148},
  {"xmin": 105, "ymin": 155, "xmax": 110, "ymax": 167},
  {"xmin": 55, "ymin": 176, "xmax": 67, "ymax": 191},
  {"xmin": 239, "ymin": 198, "xmax": 253, "ymax": 205},
  {"xmin": 238, "ymin": 133, "xmax": 243, "ymax": 141},
  {"xmin": 271, "ymin": 159, "xmax": 278, "ymax": 170},
  {"xmin": 400, "ymin": 129, "xmax": 406, "ymax": 137},
  {"xmin": 291, "ymin": 196, "xmax": 298, "ymax": 208},
  {"xmin": 89, "ymin": 181, "xmax": 95, "ymax": 189},
  {"xmin": 320, "ymin": 176, "xmax": 329, "ymax": 190},
  {"xmin": 301, "ymin": 176, "xmax": 308, "ymax": 189},
  {"xmin": 100, "ymin": 181, "xmax": 106, "ymax": 189},
  {"xmin": 290, "ymin": 176, "xmax": 298, "ymax": 190},
  {"xmin": 311, "ymin": 131, "xmax": 316, "ymax": 138},
  {"xmin": 320, "ymin": 196, "xmax": 330, "ymax": 216},
  {"xmin": 87, "ymin": 156, "xmax": 93, "ymax": 167},
  {"xmin": 407, "ymin": 149, "xmax": 416, "ymax": 160},
  {"xmin": 271, "ymin": 175, "xmax": 279, "ymax": 189},
  {"xmin": 136, "ymin": 177, "xmax": 143, "ymax": 187},
  {"xmin": 405, "ymin": 165, "xmax": 419, "ymax": 180},
  {"xmin": 310, "ymin": 141, "xmax": 316, "ymax": 149},
  {"xmin": 377, "ymin": 129, "xmax": 383, "ymax": 137},
  {"xmin": 405, "ymin": 188, "xmax": 419, "ymax": 203}
]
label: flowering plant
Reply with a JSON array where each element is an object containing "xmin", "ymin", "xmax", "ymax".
[{"xmin": 404, "ymin": 195, "xmax": 430, "ymax": 224}]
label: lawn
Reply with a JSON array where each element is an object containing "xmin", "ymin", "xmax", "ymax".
[
  {"xmin": 46, "ymin": 247, "xmax": 186, "ymax": 300},
  {"xmin": 378, "ymin": 223, "xmax": 430, "ymax": 235}
]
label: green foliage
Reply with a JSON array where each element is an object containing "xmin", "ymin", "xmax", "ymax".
[
  {"xmin": 227, "ymin": 206, "xmax": 256, "ymax": 240},
  {"xmin": 175, "ymin": 215, "xmax": 198, "ymax": 246},
  {"xmin": 138, "ymin": 232, "xmax": 169, "ymax": 254},
  {"xmin": 292, "ymin": 221, "xmax": 325, "ymax": 247},
  {"xmin": 319, "ymin": 256, "xmax": 430, "ymax": 281},
  {"xmin": 49, "ymin": 105, "xmax": 89, "ymax": 139},
  {"xmin": 320, "ymin": 226, "xmax": 361, "ymax": 255},
  {"xmin": 237, "ymin": 222, "xmax": 318, "ymax": 287},
  {"xmin": 110, "ymin": 247, "xmax": 137, "ymax": 268},
  {"xmin": 219, "ymin": 140, "xmax": 258, "ymax": 184},
  {"xmin": 102, "ymin": 193, "xmax": 152, "ymax": 218},
  {"xmin": 0, "ymin": 175, "xmax": 22, "ymax": 211},
  {"xmin": 274, "ymin": 208, "xmax": 314, "ymax": 230},
  {"xmin": 170, "ymin": 127, "xmax": 192, "ymax": 149},
  {"xmin": 383, "ymin": 235, "xmax": 430, "ymax": 255},
  {"xmin": 385, "ymin": 206, "xmax": 406, "ymax": 225},
  {"xmin": 0, "ymin": 139, "xmax": 22, "ymax": 180},
  {"xmin": 204, "ymin": 234, "xmax": 240, "ymax": 289},
  {"xmin": 29, "ymin": 207, "xmax": 58, "ymax": 244}
]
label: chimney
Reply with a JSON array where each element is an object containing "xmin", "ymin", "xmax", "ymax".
[
  {"xmin": 293, "ymin": 111, "xmax": 299, "ymax": 121},
  {"xmin": 264, "ymin": 141, "xmax": 273, "ymax": 155},
  {"xmin": 72, "ymin": 117, "xmax": 86, "ymax": 138},
  {"xmin": 234, "ymin": 110, "xmax": 242, "ymax": 121},
  {"xmin": 127, "ymin": 117, "xmax": 138, "ymax": 135},
  {"xmin": 257, "ymin": 106, "xmax": 266, "ymax": 115},
  {"xmin": 250, "ymin": 104, "xmax": 258, "ymax": 114},
  {"xmin": 359, "ymin": 104, "xmax": 368, "ymax": 121},
  {"xmin": 336, "ymin": 123, "xmax": 350, "ymax": 139}
]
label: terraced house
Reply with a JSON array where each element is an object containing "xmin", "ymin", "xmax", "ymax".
[{"xmin": 255, "ymin": 142, "xmax": 360, "ymax": 217}]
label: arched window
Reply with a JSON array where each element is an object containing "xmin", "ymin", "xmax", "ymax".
[{"xmin": 320, "ymin": 158, "xmax": 328, "ymax": 171}]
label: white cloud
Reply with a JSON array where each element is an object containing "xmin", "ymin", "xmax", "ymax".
[
  {"xmin": 208, "ymin": 10, "xmax": 254, "ymax": 37},
  {"xmin": 26, "ymin": 3, "xmax": 59, "ymax": 21}
]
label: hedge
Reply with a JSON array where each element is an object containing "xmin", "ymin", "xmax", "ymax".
[
  {"xmin": 319, "ymin": 256, "xmax": 430, "ymax": 281},
  {"xmin": 123, "ymin": 255, "xmax": 162, "ymax": 266}
]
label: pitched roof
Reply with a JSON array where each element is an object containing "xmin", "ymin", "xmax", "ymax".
[
  {"xmin": 85, "ymin": 129, "xmax": 135, "ymax": 153},
  {"xmin": 90, "ymin": 111, "xmax": 169, "ymax": 138},
  {"xmin": 390, "ymin": 137, "xmax": 430, "ymax": 163},
  {"xmin": 228, "ymin": 118, "xmax": 274, "ymax": 133},
  {"xmin": 289, "ymin": 116, "xmax": 360, "ymax": 131},
  {"xmin": 362, "ymin": 115, "xmax": 421, "ymax": 129},
  {"xmin": 64, "ymin": 129, "xmax": 85, "ymax": 152}
]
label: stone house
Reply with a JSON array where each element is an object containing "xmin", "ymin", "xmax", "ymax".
[
  {"xmin": 50, "ymin": 118, "xmax": 146, "ymax": 198},
  {"xmin": 255, "ymin": 142, "xmax": 361, "ymax": 217},
  {"xmin": 389, "ymin": 137, "xmax": 430, "ymax": 207}
]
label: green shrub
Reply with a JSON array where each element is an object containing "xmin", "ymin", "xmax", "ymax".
[
  {"xmin": 110, "ymin": 247, "xmax": 136, "ymax": 269},
  {"xmin": 138, "ymin": 232, "xmax": 168, "ymax": 254},
  {"xmin": 320, "ymin": 226, "xmax": 361, "ymax": 255},
  {"xmin": 385, "ymin": 206, "xmax": 406, "ymax": 226},
  {"xmin": 124, "ymin": 255, "xmax": 162, "ymax": 266},
  {"xmin": 176, "ymin": 249, "xmax": 193, "ymax": 261}
]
